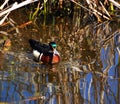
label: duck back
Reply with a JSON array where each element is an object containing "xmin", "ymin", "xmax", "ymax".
[{"xmin": 29, "ymin": 39, "xmax": 50, "ymax": 53}]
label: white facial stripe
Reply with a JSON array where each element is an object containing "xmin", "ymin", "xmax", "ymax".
[
  {"xmin": 39, "ymin": 53, "xmax": 43, "ymax": 60},
  {"xmin": 53, "ymin": 49, "xmax": 60, "ymax": 55}
]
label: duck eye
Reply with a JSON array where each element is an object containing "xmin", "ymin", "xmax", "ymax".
[
  {"xmin": 52, "ymin": 46, "xmax": 56, "ymax": 49},
  {"xmin": 52, "ymin": 44, "xmax": 57, "ymax": 48}
]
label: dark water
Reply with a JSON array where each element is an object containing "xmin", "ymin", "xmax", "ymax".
[{"xmin": 0, "ymin": 9, "xmax": 120, "ymax": 104}]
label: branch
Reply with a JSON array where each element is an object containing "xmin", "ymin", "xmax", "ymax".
[
  {"xmin": 109, "ymin": 0, "xmax": 120, "ymax": 9},
  {"xmin": 0, "ymin": 0, "xmax": 9, "ymax": 10},
  {"xmin": 0, "ymin": 12, "xmax": 10, "ymax": 25},
  {"xmin": 86, "ymin": 0, "xmax": 110, "ymax": 20},
  {"xmin": 0, "ymin": 0, "xmax": 38, "ymax": 17}
]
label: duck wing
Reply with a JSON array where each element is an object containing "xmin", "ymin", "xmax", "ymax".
[{"xmin": 29, "ymin": 39, "xmax": 50, "ymax": 53}]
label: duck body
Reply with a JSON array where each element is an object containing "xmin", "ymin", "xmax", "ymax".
[{"xmin": 29, "ymin": 39, "xmax": 60, "ymax": 64}]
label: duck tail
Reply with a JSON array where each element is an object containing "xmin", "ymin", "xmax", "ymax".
[{"xmin": 29, "ymin": 39, "xmax": 40, "ymax": 49}]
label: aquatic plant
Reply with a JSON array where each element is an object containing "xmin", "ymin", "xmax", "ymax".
[{"xmin": 0, "ymin": 0, "xmax": 120, "ymax": 25}]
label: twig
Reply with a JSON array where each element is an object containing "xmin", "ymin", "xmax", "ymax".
[
  {"xmin": 7, "ymin": 21, "xmax": 32, "ymax": 33},
  {"xmin": 0, "ymin": 21, "xmax": 10, "ymax": 26},
  {"xmin": 99, "ymin": 1, "xmax": 111, "ymax": 18},
  {"xmin": 11, "ymin": 95, "xmax": 46, "ymax": 103},
  {"xmin": 0, "ymin": 12, "xmax": 10, "ymax": 25},
  {"xmin": 86, "ymin": 0, "xmax": 110, "ymax": 20},
  {"xmin": 0, "ymin": 0, "xmax": 9, "ymax": 10},
  {"xmin": 70, "ymin": 0, "xmax": 94, "ymax": 13},
  {"xmin": 70, "ymin": 0, "xmax": 110, "ymax": 20},
  {"xmin": 116, "ymin": 47, "xmax": 120, "ymax": 56},
  {"xmin": 0, "ymin": 0, "xmax": 38, "ymax": 17},
  {"xmin": 0, "ymin": 31, "xmax": 9, "ymax": 35},
  {"xmin": 101, "ymin": 30, "xmax": 120, "ymax": 45},
  {"xmin": 109, "ymin": 0, "xmax": 120, "ymax": 9},
  {"xmin": 0, "ymin": 2, "xmax": 18, "ymax": 25},
  {"xmin": 88, "ymin": 77, "xmax": 92, "ymax": 103}
]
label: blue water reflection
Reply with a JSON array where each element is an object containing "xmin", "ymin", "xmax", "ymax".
[
  {"xmin": 78, "ymin": 34, "xmax": 120, "ymax": 104},
  {"xmin": 0, "ymin": 41, "xmax": 120, "ymax": 104},
  {"xmin": 0, "ymin": 71, "xmax": 36, "ymax": 103},
  {"xmin": 0, "ymin": 20, "xmax": 120, "ymax": 104}
]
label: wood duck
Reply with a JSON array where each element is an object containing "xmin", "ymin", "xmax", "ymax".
[{"xmin": 29, "ymin": 39, "xmax": 60, "ymax": 64}]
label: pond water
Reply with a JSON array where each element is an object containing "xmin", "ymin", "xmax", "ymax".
[{"xmin": 0, "ymin": 9, "xmax": 120, "ymax": 104}]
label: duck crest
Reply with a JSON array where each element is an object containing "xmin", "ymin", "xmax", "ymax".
[{"xmin": 29, "ymin": 39, "xmax": 60, "ymax": 64}]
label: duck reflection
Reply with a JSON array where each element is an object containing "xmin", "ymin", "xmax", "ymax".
[
  {"xmin": 32, "ymin": 64, "xmax": 84, "ymax": 104},
  {"xmin": 0, "ymin": 38, "xmax": 11, "ymax": 69}
]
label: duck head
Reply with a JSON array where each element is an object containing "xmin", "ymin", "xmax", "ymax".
[
  {"xmin": 49, "ymin": 42, "xmax": 57, "ymax": 50},
  {"xmin": 49, "ymin": 42, "xmax": 60, "ymax": 64},
  {"xmin": 49, "ymin": 42, "xmax": 59, "ymax": 55}
]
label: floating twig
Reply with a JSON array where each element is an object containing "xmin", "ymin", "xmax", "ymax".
[{"xmin": 7, "ymin": 21, "xmax": 32, "ymax": 33}]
